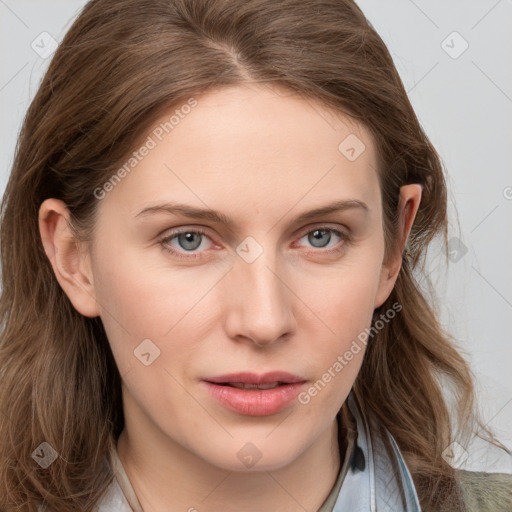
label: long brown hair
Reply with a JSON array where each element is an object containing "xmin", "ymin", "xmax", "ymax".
[{"xmin": 0, "ymin": 0, "xmax": 503, "ymax": 510}]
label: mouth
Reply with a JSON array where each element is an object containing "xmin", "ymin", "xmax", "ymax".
[
  {"xmin": 203, "ymin": 371, "xmax": 306, "ymax": 386},
  {"xmin": 212, "ymin": 381, "xmax": 292, "ymax": 390},
  {"xmin": 201, "ymin": 372, "xmax": 307, "ymax": 416}
]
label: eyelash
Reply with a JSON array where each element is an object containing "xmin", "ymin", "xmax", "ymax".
[{"xmin": 158, "ymin": 226, "xmax": 351, "ymax": 260}]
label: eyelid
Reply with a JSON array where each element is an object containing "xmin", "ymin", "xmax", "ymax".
[
  {"xmin": 160, "ymin": 223, "xmax": 349, "ymax": 243},
  {"xmin": 294, "ymin": 222, "xmax": 350, "ymax": 239}
]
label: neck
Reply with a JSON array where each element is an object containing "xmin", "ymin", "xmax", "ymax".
[{"xmin": 116, "ymin": 408, "xmax": 343, "ymax": 512}]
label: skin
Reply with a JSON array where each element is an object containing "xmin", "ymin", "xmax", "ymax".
[{"xmin": 39, "ymin": 83, "xmax": 421, "ymax": 512}]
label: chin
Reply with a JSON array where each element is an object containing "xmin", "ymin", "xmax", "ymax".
[{"xmin": 202, "ymin": 438, "xmax": 301, "ymax": 473}]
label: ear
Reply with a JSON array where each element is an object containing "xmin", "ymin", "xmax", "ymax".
[
  {"xmin": 374, "ymin": 184, "xmax": 422, "ymax": 308},
  {"xmin": 38, "ymin": 198, "xmax": 100, "ymax": 317}
]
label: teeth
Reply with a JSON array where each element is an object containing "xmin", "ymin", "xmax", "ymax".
[{"xmin": 228, "ymin": 382, "xmax": 282, "ymax": 390}]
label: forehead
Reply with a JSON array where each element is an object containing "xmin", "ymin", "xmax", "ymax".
[
  {"xmin": 98, "ymin": 83, "xmax": 381, "ymax": 222},
  {"xmin": 162, "ymin": 83, "xmax": 376, "ymax": 167}
]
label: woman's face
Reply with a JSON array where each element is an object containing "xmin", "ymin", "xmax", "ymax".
[{"xmin": 46, "ymin": 83, "xmax": 412, "ymax": 472}]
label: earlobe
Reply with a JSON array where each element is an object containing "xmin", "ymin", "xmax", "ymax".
[
  {"xmin": 38, "ymin": 198, "xmax": 100, "ymax": 318},
  {"xmin": 374, "ymin": 184, "xmax": 423, "ymax": 308}
]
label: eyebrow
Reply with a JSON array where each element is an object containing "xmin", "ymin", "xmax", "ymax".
[{"xmin": 135, "ymin": 199, "xmax": 369, "ymax": 227}]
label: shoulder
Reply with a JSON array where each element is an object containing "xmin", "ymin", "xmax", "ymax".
[{"xmin": 457, "ymin": 469, "xmax": 512, "ymax": 512}]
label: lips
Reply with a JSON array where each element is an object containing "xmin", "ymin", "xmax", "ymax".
[
  {"xmin": 222, "ymin": 382, "xmax": 283, "ymax": 390},
  {"xmin": 203, "ymin": 371, "xmax": 306, "ymax": 386},
  {"xmin": 202, "ymin": 371, "xmax": 307, "ymax": 416}
]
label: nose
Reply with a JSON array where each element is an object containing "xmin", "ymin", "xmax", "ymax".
[{"xmin": 223, "ymin": 247, "xmax": 296, "ymax": 348}]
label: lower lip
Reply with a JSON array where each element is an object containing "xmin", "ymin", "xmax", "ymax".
[{"xmin": 202, "ymin": 381, "xmax": 307, "ymax": 416}]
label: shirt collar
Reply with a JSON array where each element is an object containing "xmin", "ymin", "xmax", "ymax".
[{"xmin": 330, "ymin": 391, "xmax": 422, "ymax": 512}]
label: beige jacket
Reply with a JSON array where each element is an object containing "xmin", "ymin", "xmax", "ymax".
[{"xmin": 457, "ymin": 469, "xmax": 512, "ymax": 511}]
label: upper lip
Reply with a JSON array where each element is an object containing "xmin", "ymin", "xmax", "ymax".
[{"xmin": 203, "ymin": 371, "xmax": 306, "ymax": 385}]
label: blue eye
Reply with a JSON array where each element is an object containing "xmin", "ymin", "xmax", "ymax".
[
  {"xmin": 159, "ymin": 226, "xmax": 350, "ymax": 260},
  {"xmin": 299, "ymin": 228, "xmax": 344, "ymax": 249},
  {"xmin": 159, "ymin": 228, "xmax": 211, "ymax": 260}
]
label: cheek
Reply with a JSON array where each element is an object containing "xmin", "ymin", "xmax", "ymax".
[
  {"xmin": 297, "ymin": 249, "xmax": 383, "ymax": 335},
  {"xmin": 292, "ymin": 250, "xmax": 383, "ymax": 401},
  {"xmin": 306, "ymin": 269, "xmax": 378, "ymax": 324},
  {"xmin": 91, "ymin": 244, "xmax": 222, "ymax": 373}
]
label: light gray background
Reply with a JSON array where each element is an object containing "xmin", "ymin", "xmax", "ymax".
[{"xmin": 1, "ymin": 0, "xmax": 511, "ymax": 467}]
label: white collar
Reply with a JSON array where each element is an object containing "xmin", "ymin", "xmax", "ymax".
[{"xmin": 332, "ymin": 391, "xmax": 422, "ymax": 511}]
